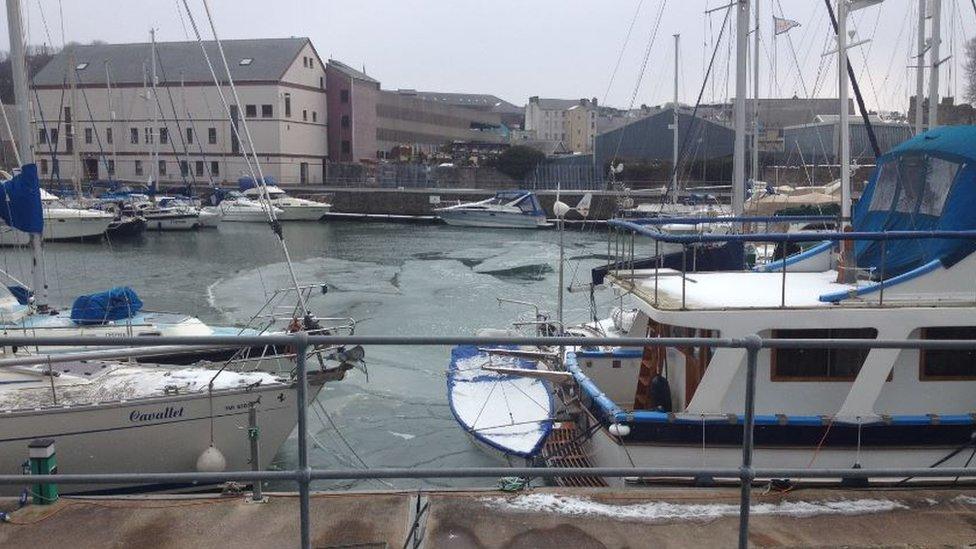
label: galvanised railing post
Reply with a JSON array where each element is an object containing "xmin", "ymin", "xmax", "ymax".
[
  {"xmin": 294, "ymin": 332, "xmax": 311, "ymax": 549},
  {"xmin": 738, "ymin": 334, "xmax": 762, "ymax": 549}
]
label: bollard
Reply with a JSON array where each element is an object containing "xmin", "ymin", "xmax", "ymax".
[{"xmin": 28, "ymin": 439, "xmax": 58, "ymax": 505}]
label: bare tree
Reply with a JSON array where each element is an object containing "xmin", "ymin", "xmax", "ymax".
[{"xmin": 967, "ymin": 36, "xmax": 976, "ymax": 105}]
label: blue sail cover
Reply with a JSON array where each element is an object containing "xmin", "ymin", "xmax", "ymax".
[
  {"xmin": 0, "ymin": 164, "xmax": 43, "ymax": 234},
  {"xmin": 853, "ymin": 126, "xmax": 976, "ymax": 277},
  {"xmin": 70, "ymin": 287, "xmax": 144, "ymax": 325}
]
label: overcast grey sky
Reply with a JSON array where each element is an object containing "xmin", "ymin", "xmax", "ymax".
[{"xmin": 3, "ymin": 1, "xmax": 974, "ymax": 112}]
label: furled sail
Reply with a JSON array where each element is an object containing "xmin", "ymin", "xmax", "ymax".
[{"xmin": 0, "ymin": 164, "xmax": 43, "ymax": 234}]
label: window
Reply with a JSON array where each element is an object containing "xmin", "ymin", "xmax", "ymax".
[
  {"xmin": 186, "ymin": 128, "xmax": 194, "ymax": 145},
  {"xmin": 208, "ymin": 127, "xmax": 217, "ymax": 144},
  {"xmin": 300, "ymin": 162, "xmax": 308, "ymax": 184},
  {"xmin": 84, "ymin": 127, "xmax": 92, "ymax": 144},
  {"xmin": 75, "ymin": 62, "xmax": 88, "ymax": 70},
  {"xmin": 38, "ymin": 129, "xmax": 47, "ymax": 144},
  {"xmin": 341, "ymin": 140, "xmax": 351, "ymax": 154},
  {"xmin": 341, "ymin": 115, "xmax": 350, "ymax": 128},
  {"xmin": 106, "ymin": 127, "xmax": 113, "ymax": 144},
  {"xmin": 135, "ymin": 160, "xmax": 143, "ymax": 176},
  {"xmin": 284, "ymin": 93, "xmax": 292, "ymax": 117},
  {"xmin": 245, "ymin": 104, "xmax": 257, "ymax": 118},
  {"xmin": 158, "ymin": 160, "xmax": 167, "ymax": 176},
  {"xmin": 180, "ymin": 161, "xmax": 189, "ymax": 177},
  {"xmin": 302, "ymin": 109, "xmax": 307, "ymax": 121},
  {"xmin": 239, "ymin": 57, "xmax": 253, "ymax": 66},
  {"xmin": 40, "ymin": 158, "xmax": 47, "ymax": 174},
  {"xmin": 312, "ymin": 111, "xmax": 317, "ymax": 122},
  {"xmin": 879, "ymin": 154, "xmax": 963, "ymax": 216},
  {"xmin": 50, "ymin": 129, "xmax": 58, "ymax": 143},
  {"xmin": 51, "ymin": 159, "xmax": 59, "ymax": 177},
  {"xmin": 340, "ymin": 89, "xmax": 349, "ymax": 104},
  {"xmin": 210, "ymin": 161, "xmax": 219, "ymax": 176},
  {"xmin": 130, "ymin": 127, "xmax": 139, "ymax": 144},
  {"xmin": 63, "ymin": 106, "xmax": 71, "ymax": 123},
  {"xmin": 261, "ymin": 104, "xmax": 273, "ymax": 118},
  {"xmin": 107, "ymin": 160, "xmax": 115, "ymax": 175},
  {"xmin": 303, "ymin": 56, "xmax": 308, "ymax": 68},
  {"xmin": 144, "ymin": 127, "xmax": 153, "ymax": 144},
  {"xmin": 195, "ymin": 161, "xmax": 204, "ymax": 177},
  {"xmin": 308, "ymin": 58, "xmax": 314, "ymax": 69},
  {"xmin": 159, "ymin": 127, "xmax": 169, "ymax": 145},
  {"xmin": 319, "ymin": 77, "xmax": 324, "ymax": 89},
  {"xmin": 920, "ymin": 157, "xmax": 959, "ymax": 216},
  {"xmin": 920, "ymin": 327, "xmax": 976, "ymax": 379},
  {"xmin": 771, "ymin": 328, "xmax": 878, "ymax": 381}
]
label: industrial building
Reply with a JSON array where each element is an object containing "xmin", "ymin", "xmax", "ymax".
[
  {"xmin": 594, "ymin": 107, "xmax": 735, "ymax": 169},
  {"xmin": 782, "ymin": 115, "xmax": 913, "ymax": 165},
  {"xmin": 325, "ymin": 60, "xmax": 511, "ymax": 163},
  {"xmin": 30, "ymin": 37, "xmax": 328, "ymax": 185}
]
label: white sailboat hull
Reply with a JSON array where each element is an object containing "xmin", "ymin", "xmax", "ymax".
[
  {"xmin": 274, "ymin": 204, "xmax": 331, "ymax": 221},
  {"xmin": 0, "ymin": 209, "xmax": 113, "ymax": 245},
  {"xmin": 439, "ymin": 210, "xmax": 548, "ymax": 229},
  {"xmin": 0, "ymin": 380, "xmax": 323, "ymax": 494}
]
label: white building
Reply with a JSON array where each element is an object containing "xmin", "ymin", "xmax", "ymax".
[
  {"xmin": 524, "ymin": 96, "xmax": 596, "ymax": 153},
  {"xmin": 30, "ymin": 37, "xmax": 327, "ymax": 187}
]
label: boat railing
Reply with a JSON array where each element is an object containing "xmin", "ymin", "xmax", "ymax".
[
  {"xmin": 605, "ymin": 216, "xmax": 976, "ymax": 310},
  {"xmin": 3, "ymin": 333, "xmax": 976, "ymax": 549}
]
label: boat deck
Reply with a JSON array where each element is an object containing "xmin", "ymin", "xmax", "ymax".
[
  {"xmin": 542, "ymin": 423, "xmax": 608, "ymax": 488},
  {"xmin": 4, "ymin": 486, "xmax": 976, "ymax": 547}
]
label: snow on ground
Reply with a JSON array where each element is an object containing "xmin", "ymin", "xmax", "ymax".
[
  {"xmin": 483, "ymin": 494, "xmax": 907, "ymax": 522},
  {"xmin": 952, "ymin": 495, "xmax": 976, "ymax": 505}
]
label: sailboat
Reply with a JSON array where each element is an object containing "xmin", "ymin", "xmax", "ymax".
[{"xmin": 0, "ymin": 186, "xmax": 113, "ymax": 245}]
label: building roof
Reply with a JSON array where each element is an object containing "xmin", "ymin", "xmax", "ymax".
[
  {"xmin": 32, "ymin": 37, "xmax": 313, "ymax": 87},
  {"xmin": 326, "ymin": 58, "xmax": 380, "ymax": 85},
  {"xmin": 413, "ymin": 91, "xmax": 522, "ymax": 114},
  {"xmin": 529, "ymin": 97, "xmax": 586, "ymax": 110}
]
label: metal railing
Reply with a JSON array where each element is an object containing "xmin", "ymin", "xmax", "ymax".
[{"xmin": 3, "ymin": 333, "xmax": 976, "ymax": 549}]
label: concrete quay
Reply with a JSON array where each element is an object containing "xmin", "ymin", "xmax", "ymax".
[{"xmin": 2, "ymin": 486, "xmax": 976, "ymax": 547}]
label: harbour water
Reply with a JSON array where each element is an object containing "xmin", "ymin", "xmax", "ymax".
[{"xmin": 0, "ymin": 221, "xmax": 631, "ymax": 490}]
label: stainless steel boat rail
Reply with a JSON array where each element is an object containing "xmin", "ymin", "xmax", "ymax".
[{"xmin": 2, "ymin": 333, "xmax": 976, "ymax": 549}]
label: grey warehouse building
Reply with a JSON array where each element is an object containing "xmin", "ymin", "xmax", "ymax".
[
  {"xmin": 782, "ymin": 115, "xmax": 913, "ymax": 165},
  {"xmin": 594, "ymin": 107, "xmax": 735, "ymax": 169}
]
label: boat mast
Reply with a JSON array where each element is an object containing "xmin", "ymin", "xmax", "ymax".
[
  {"xmin": 926, "ymin": 0, "xmax": 941, "ymax": 129},
  {"xmin": 6, "ymin": 0, "xmax": 47, "ymax": 310},
  {"xmin": 68, "ymin": 50, "xmax": 81, "ymax": 197},
  {"xmin": 914, "ymin": 0, "xmax": 926, "ymax": 134},
  {"xmin": 671, "ymin": 33, "xmax": 679, "ymax": 206},
  {"xmin": 105, "ymin": 61, "xmax": 119, "ymax": 180},
  {"xmin": 838, "ymin": 0, "xmax": 851, "ymax": 233},
  {"xmin": 751, "ymin": 0, "xmax": 760, "ymax": 186},
  {"xmin": 150, "ymin": 29, "xmax": 159, "ymax": 193},
  {"xmin": 732, "ymin": 0, "xmax": 749, "ymax": 216}
]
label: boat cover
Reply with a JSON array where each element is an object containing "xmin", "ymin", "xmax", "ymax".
[
  {"xmin": 854, "ymin": 126, "xmax": 976, "ymax": 277},
  {"xmin": 0, "ymin": 164, "xmax": 43, "ymax": 233},
  {"xmin": 496, "ymin": 190, "xmax": 544, "ymax": 216},
  {"xmin": 238, "ymin": 176, "xmax": 278, "ymax": 191},
  {"xmin": 70, "ymin": 287, "xmax": 144, "ymax": 324}
]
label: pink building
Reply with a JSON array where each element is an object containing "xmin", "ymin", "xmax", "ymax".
[{"xmin": 325, "ymin": 59, "xmax": 379, "ymax": 163}]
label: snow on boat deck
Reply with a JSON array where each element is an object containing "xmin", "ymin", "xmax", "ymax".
[{"xmin": 621, "ymin": 269, "xmax": 860, "ymax": 309}]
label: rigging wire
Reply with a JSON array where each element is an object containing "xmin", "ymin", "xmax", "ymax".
[{"xmin": 602, "ymin": 0, "xmax": 646, "ymax": 106}]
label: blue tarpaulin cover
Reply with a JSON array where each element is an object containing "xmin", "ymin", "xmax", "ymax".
[
  {"xmin": 70, "ymin": 287, "xmax": 144, "ymax": 324},
  {"xmin": 0, "ymin": 164, "xmax": 43, "ymax": 234},
  {"xmin": 853, "ymin": 126, "xmax": 976, "ymax": 277},
  {"xmin": 238, "ymin": 176, "xmax": 278, "ymax": 191}
]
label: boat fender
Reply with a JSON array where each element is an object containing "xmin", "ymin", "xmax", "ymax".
[
  {"xmin": 608, "ymin": 423, "xmax": 631, "ymax": 437},
  {"xmin": 196, "ymin": 444, "xmax": 227, "ymax": 472},
  {"xmin": 650, "ymin": 374, "xmax": 673, "ymax": 413}
]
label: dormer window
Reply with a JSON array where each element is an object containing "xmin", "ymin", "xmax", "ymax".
[
  {"xmin": 75, "ymin": 62, "xmax": 89, "ymax": 70},
  {"xmin": 239, "ymin": 58, "xmax": 253, "ymax": 66}
]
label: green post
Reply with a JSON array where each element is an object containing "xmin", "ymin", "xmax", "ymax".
[{"xmin": 28, "ymin": 439, "xmax": 58, "ymax": 505}]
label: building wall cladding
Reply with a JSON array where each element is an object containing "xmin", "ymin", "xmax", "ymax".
[
  {"xmin": 595, "ymin": 108, "xmax": 734, "ymax": 168},
  {"xmin": 30, "ymin": 38, "xmax": 328, "ymax": 185},
  {"xmin": 374, "ymin": 91, "xmax": 505, "ymax": 154},
  {"xmin": 325, "ymin": 60, "xmax": 380, "ymax": 163},
  {"xmin": 782, "ymin": 122, "xmax": 912, "ymax": 164}
]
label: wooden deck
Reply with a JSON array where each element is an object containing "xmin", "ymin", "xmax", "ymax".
[{"xmin": 542, "ymin": 422, "xmax": 608, "ymax": 488}]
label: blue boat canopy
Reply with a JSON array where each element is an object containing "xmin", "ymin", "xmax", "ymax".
[
  {"xmin": 238, "ymin": 176, "xmax": 278, "ymax": 191},
  {"xmin": 853, "ymin": 126, "xmax": 976, "ymax": 277},
  {"xmin": 70, "ymin": 287, "xmax": 144, "ymax": 325},
  {"xmin": 0, "ymin": 164, "xmax": 43, "ymax": 234},
  {"xmin": 496, "ymin": 190, "xmax": 544, "ymax": 217}
]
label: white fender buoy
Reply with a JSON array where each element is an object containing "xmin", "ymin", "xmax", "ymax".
[
  {"xmin": 608, "ymin": 423, "xmax": 631, "ymax": 437},
  {"xmin": 196, "ymin": 444, "xmax": 227, "ymax": 472}
]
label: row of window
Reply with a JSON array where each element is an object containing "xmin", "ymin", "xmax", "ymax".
[
  {"xmin": 38, "ymin": 158, "xmax": 219, "ymax": 178},
  {"xmin": 771, "ymin": 327, "xmax": 976, "ymax": 381}
]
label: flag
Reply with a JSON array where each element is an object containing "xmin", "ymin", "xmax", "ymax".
[{"xmin": 773, "ymin": 16, "xmax": 801, "ymax": 35}]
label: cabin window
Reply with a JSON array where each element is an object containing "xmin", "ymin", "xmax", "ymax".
[
  {"xmin": 919, "ymin": 327, "xmax": 976, "ymax": 380},
  {"xmin": 771, "ymin": 328, "xmax": 877, "ymax": 381},
  {"xmin": 919, "ymin": 157, "xmax": 960, "ymax": 216},
  {"xmin": 884, "ymin": 154, "xmax": 962, "ymax": 216}
]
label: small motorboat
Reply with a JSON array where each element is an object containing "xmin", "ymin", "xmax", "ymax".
[
  {"xmin": 435, "ymin": 190, "xmax": 549, "ymax": 229},
  {"xmin": 208, "ymin": 193, "xmax": 283, "ymax": 223},
  {"xmin": 106, "ymin": 215, "xmax": 147, "ymax": 238},
  {"xmin": 240, "ymin": 178, "xmax": 331, "ymax": 221}
]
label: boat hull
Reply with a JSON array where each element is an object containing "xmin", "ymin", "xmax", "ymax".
[
  {"xmin": 439, "ymin": 210, "xmax": 548, "ymax": 229},
  {"xmin": 145, "ymin": 213, "xmax": 200, "ymax": 231},
  {"xmin": 0, "ymin": 212, "xmax": 113, "ymax": 245},
  {"xmin": 275, "ymin": 205, "xmax": 331, "ymax": 221},
  {"xmin": 0, "ymin": 379, "xmax": 324, "ymax": 495}
]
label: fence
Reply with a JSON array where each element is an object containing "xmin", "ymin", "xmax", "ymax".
[{"xmin": 3, "ymin": 332, "xmax": 976, "ymax": 549}]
